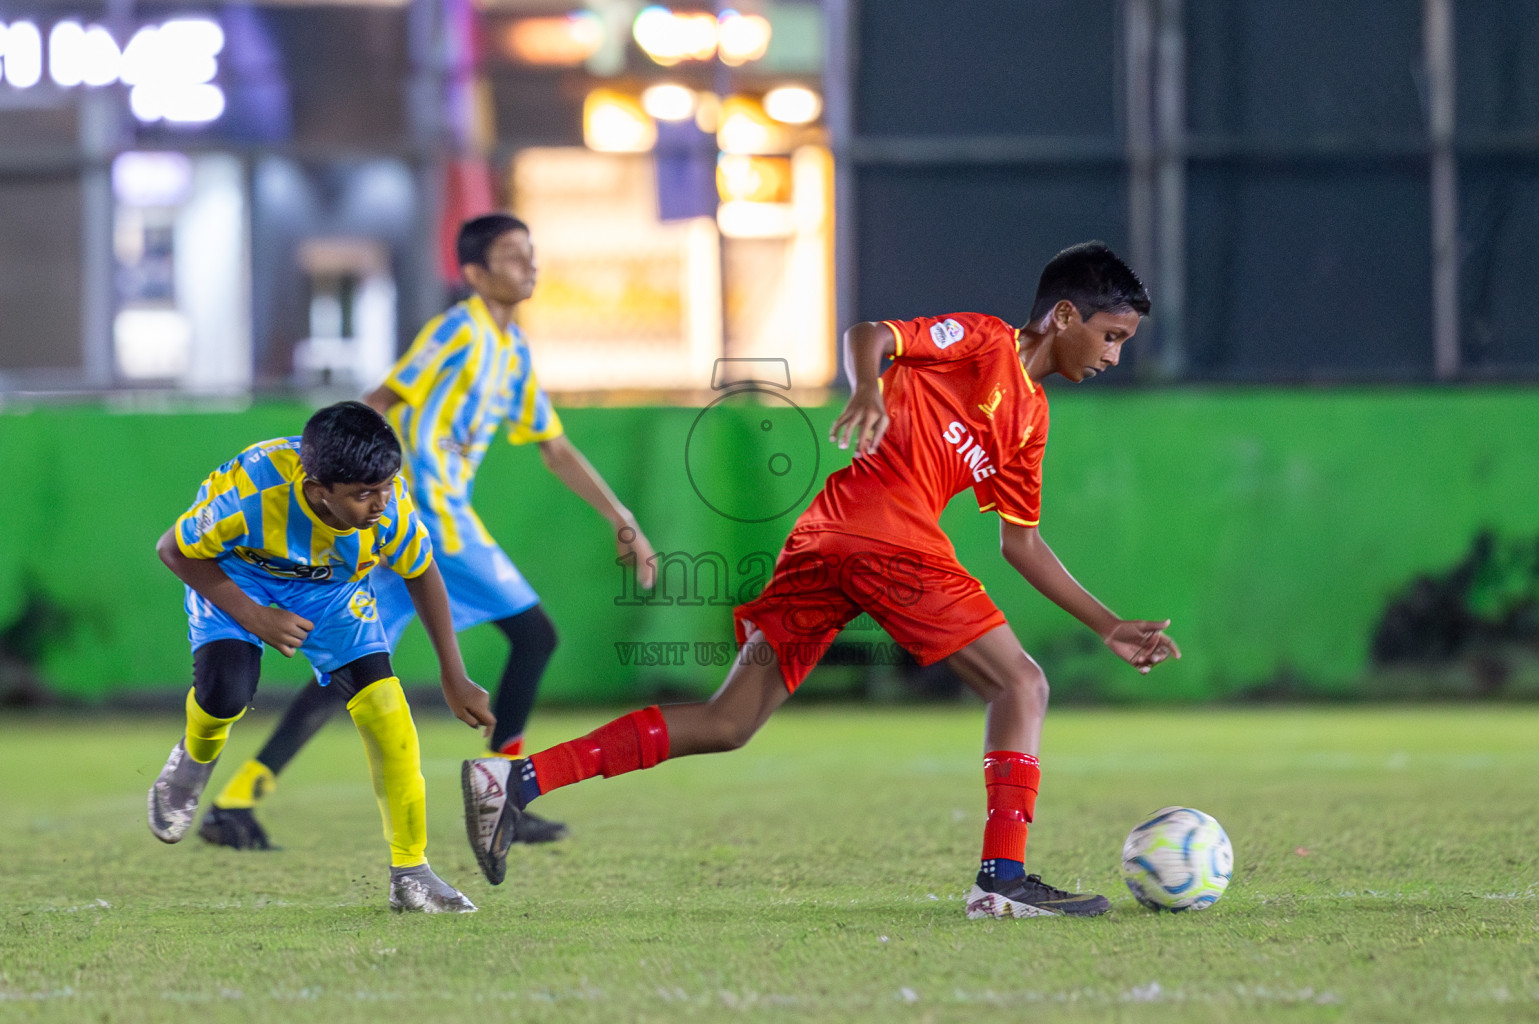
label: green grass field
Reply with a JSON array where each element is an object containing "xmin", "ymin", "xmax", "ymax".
[{"xmin": 3, "ymin": 704, "xmax": 1537, "ymax": 1023}]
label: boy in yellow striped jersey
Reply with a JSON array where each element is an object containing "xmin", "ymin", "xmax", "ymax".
[
  {"xmin": 150, "ymin": 401, "xmax": 495, "ymax": 912},
  {"xmin": 198, "ymin": 214, "xmax": 656, "ymax": 852}
]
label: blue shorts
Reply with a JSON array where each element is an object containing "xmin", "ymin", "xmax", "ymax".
[
  {"xmin": 185, "ymin": 557, "xmax": 392, "ymax": 684},
  {"xmin": 371, "ymin": 535, "xmax": 540, "ymax": 648}
]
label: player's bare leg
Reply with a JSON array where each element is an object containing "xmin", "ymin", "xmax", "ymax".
[
  {"xmin": 947, "ymin": 625, "xmax": 1109, "ymax": 918},
  {"xmin": 945, "ymin": 625, "xmax": 1049, "ymax": 755},
  {"xmin": 656, "ymin": 633, "xmax": 792, "ymax": 755},
  {"xmin": 463, "ymin": 631, "xmax": 790, "ymax": 884}
]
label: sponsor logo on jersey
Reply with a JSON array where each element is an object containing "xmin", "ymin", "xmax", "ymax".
[
  {"xmin": 194, "ymin": 505, "xmax": 216, "ymax": 538},
  {"xmin": 941, "ymin": 420, "xmax": 998, "ymax": 481},
  {"xmin": 930, "ymin": 318, "xmax": 966, "ymax": 348},
  {"xmin": 349, "ymin": 590, "xmax": 378, "ymax": 622},
  {"xmin": 240, "ymin": 551, "xmax": 335, "ymax": 582},
  {"xmin": 978, "ymin": 383, "xmax": 1007, "ymax": 419}
]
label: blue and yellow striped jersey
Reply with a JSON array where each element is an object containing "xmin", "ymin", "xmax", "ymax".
[
  {"xmin": 174, "ymin": 437, "xmax": 433, "ymax": 583},
  {"xmin": 383, "ymin": 294, "xmax": 563, "ymax": 553}
]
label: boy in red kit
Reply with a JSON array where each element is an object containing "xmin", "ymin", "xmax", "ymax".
[{"xmin": 462, "ymin": 241, "xmax": 1180, "ymax": 917}]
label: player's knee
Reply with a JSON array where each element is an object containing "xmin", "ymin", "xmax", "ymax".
[
  {"xmin": 533, "ymin": 611, "xmax": 559, "ymax": 658},
  {"xmin": 192, "ymin": 639, "xmax": 262, "ymax": 718},
  {"xmin": 497, "ymin": 607, "xmax": 558, "ymax": 659},
  {"xmin": 1007, "ymin": 661, "xmax": 1050, "ymax": 711}
]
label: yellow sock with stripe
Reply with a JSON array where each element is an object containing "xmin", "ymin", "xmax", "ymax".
[
  {"xmin": 212, "ymin": 759, "xmax": 277, "ymax": 809},
  {"xmin": 346, "ymin": 676, "xmax": 427, "ymax": 869},
  {"xmin": 184, "ymin": 688, "xmax": 244, "ymax": 764}
]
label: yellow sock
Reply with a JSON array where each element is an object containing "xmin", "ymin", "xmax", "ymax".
[
  {"xmin": 212, "ymin": 759, "xmax": 277, "ymax": 809},
  {"xmin": 184, "ymin": 689, "xmax": 244, "ymax": 764},
  {"xmin": 346, "ymin": 676, "xmax": 427, "ymax": 868}
]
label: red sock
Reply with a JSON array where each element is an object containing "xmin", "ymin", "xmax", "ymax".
[
  {"xmin": 497, "ymin": 736, "xmax": 524, "ymax": 757},
  {"xmin": 528, "ymin": 706, "xmax": 670, "ymax": 795},
  {"xmin": 981, "ymin": 751, "xmax": 1040, "ymax": 869}
]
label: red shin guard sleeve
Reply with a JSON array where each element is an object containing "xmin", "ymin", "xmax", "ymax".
[
  {"xmin": 530, "ymin": 706, "xmax": 671, "ymax": 794},
  {"xmin": 981, "ymin": 751, "xmax": 1041, "ymax": 864}
]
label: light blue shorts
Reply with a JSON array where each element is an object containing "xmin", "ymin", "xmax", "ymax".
[
  {"xmin": 185, "ymin": 556, "xmax": 391, "ymax": 684},
  {"xmin": 371, "ymin": 534, "xmax": 540, "ymax": 648}
]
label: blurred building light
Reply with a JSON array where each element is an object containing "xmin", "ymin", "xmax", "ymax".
[
  {"xmin": 115, "ymin": 24, "xmax": 155, "ymax": 83},
  {"xmin": 642, "ymin": 82, "xmax": 696, "ymax": 122},
  {"xmin": 115, "ymin": 307, "xmax": 192, "ymax": 379},
  {"xmin": 82, "ymin": 25, "xmax": 122, "ymax": 86},
  {"xmin": 123, "ymin": 20, "xmax": 222, "ymax": 87},
  {"xmin": 130, "ymin": 83, "xmax": 226, "ymax": 124},
  {"xmin": 122, "ymin": 19, "xmax": 225, "ymax": 124},
  {"xmin": 694, "ymin": 91, "xmax": 720, "ymax": 133},
  {"xmin": 158, "ymin": 19, "xmax": 223, "ymax": 81},
  {"xmin": 503, "ymin": 12, "xmax": 602, "ymax": 67},
  {"xmin": 717, "ymin": 200, "xmax": 794, "ymax": 239},
  {"xmin": 791, "ymin": 143, "xmax": 831, "ymax": 230},
  {"xmin": 763, "ymin": 84, "xmax": 820, "ymax": 125},
  {"xmin": 583, "ymin": 88, "xmax": 656, "ymax": 152},
  {"xmin": 717, "ymin": 10, "xmax": 770, "ymax": 66},
  {"xmin": 113, "ymin": 151, "xmax": 194, "ymax": 206},
  {"xmin": 633, "ymin": 6, "xmax": 717, "ymax": 66},
  {"xmin": 716, "ymin": 153, "xmax": 791, "ymax": 204},
  {"xmin": 717, "ymin": 94, "xmax": 790, "ymax": 155},
  {"xmin": 2, "ymin": 21, "xmax": 44, "ymax": 88},
  {"xmin": 48, "ymin": 21, "xmax": 86, "ymax": 87},
  {"xmin": 162, "ymin": 84, "xmax": 225, "ymax": 123}
]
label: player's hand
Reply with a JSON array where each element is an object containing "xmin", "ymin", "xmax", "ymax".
[
  {"xmin": 245, "ymin": 606, "xmax": 314, "ymax": 657},
  {"xmin": 618, "ymin": 521, "xmax": 657, "ymax": 590},
  {"xmin": 441, "ymin": 672, "xmax": 495, "ymax": 732},
  {"xmin": 830, "ymin": 385, "xmax": 889, "ymax": 457},
  {"xmin": 1102, "ymin": 619, "xmax": 1181, "ymax": 675}
]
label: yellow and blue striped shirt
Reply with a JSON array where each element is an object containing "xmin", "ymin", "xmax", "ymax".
[
  {"xmin": 174, "ymin": 437, "xmax": 433, "ymax": 583},
  {"xmin": 383, "ymin": 294, "xmax": 563, "ymax": 553}
]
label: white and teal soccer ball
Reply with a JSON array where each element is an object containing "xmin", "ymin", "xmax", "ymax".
[{"xmin": 1121, "ymin": 807, "xmax": 1233, "ymax": 911}]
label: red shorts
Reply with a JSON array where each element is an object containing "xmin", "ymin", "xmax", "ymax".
[{"xmin": 733, "ymin": 528, "xmax": 1007, "ymax": 693}]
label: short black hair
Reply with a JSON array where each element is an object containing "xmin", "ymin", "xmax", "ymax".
[
  {"xmin": 300, "ymin": 401, "xmax": 401, "ymax": 486},
  {"xmin": 456, "ymin": 213, "xmax": 529, "ymax": 269},
  {"xmin": 1029, "ymin": 241, "xmax": 1151, "ymax": 323}
]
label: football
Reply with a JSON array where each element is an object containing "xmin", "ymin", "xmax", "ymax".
[{"xmin": 1121, "ymin": 806, "xmax": 1233, "ymax": 911}]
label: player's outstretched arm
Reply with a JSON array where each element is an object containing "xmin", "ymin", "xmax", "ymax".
[
  {"xmin": 155, "ymin": 528, "xmax": 313, "ymax": 656},
  {"xmin": 537, "ymin": 434, "xmax": 656, "ymax": 590},
  {"xmin": 999, "ymin": 521, "xmax": 1180, "ymax": 675},
  {"xmin": 401, "ymin": 561, "xmax": 495, "ymax": 730},
  {"xmin": 830, "ymin": 321, "xmax": 895, "ymax": 457}
]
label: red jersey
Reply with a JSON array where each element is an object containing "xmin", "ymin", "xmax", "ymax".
[{"xmin": 796, "ymin": 312, "xmax": 1049, "ymax": 561}]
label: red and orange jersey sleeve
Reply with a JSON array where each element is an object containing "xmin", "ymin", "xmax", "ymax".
[
  {"xmin": 884, "ymin": 312, "xmax": 1011, "ymax": 365},
  {"xmin": 974, "ymin": 404, "xmax": 1049, "ymax": 527}
]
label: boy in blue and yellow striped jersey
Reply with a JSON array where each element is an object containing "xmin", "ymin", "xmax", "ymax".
[
  {"xmin": 149, "ymin": 401, "xmax": 495, "ymax": 912},
  {"xmin": 198, "ymin": 214, "xmax": 656, "ymax": 852}
]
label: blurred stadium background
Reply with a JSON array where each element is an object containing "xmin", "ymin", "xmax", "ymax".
[{"xmin": 2, "ymin": 0, "xmax": 1537, "ymax": 708}]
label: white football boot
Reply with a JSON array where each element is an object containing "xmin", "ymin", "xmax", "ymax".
[
  {"xmin": 388, "ymin": 863, "xmax": 477, "ymax": 913},
  {"xmin": 147, "ymin": 739, "xmax": 218, "ymax": 844}
]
